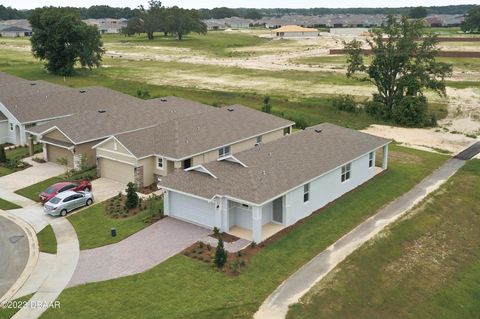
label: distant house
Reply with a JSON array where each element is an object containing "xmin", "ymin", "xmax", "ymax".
[
  {"xmin": 271, "ymin": 25, "xmax": 319, "ymax": 38},
  {"xmin": 0, "ymin": 26, "xmax": 32, "ymax": 37},
  {"xmin": 83, "ymin": 18, "xmax": 127, "ymax": 34},
  {"xmin": 330, "ymin": 28, "xmax": 370, "ymax": 36}
]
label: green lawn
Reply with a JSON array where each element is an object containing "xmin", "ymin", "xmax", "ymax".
[
  {"xmin": 287, "ymin": 159, "xmax": 480, "ymax": 319},
  {"xmin": 0, "ymin": 197, "xmax": 21, "ymax": 210},
  {"xmin": 0, "ymin": 294, "xmax": 33, "ymax": 319},
  {"xmin": 68, "ymin": 199, "xmax": 163, "ymax": 250},
  {"xmin": 37, "ymin": 225, "xmax": 57, "ymax": 254},
  {"xmin": 40, "ymin": 145, "xmax": 448, "ymax": 319},
  {"xmin": 14, "ymin": 168, "xmax": 97, "ymax": 202},
  {"xmin": 0, "ymin": 144, "xmax": 44, "ymax": 177}
]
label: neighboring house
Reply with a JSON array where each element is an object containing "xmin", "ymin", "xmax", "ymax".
[
  {"xmin": 159, "ymin": 124, "xmax": 390, "ymax": 242},
  {"xmin": 83, "ymin": 18, "xmax": 128, "ymax": 34},
  {"xmin": 92, "ymin": 105, "xmax": 293, "ymax": 187},
  {"xmin": 271, "ymin": 25, "xmax": 319, "ymax": 38},
  {"xmin": 330, "ymin": 28, "xmax": 370, "ymax": 36},
  {"xmin": 0, "ymin": 26, "xmax": 32, "ymax": 37}
]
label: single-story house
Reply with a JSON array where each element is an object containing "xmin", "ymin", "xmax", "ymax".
[
  {"xmin": 0, "ymin": 26, "xmax": 32, "ymax": 37},
  {"xmin": 271, "ymin": 25, "xmax": 319, "ymax": 38},
  {"xmin": 159, "ymin": 123, "xmax": 390, "ymax": 243},
  {"xmin": 92, "ymin": 105, "xmax": 293, "ymax": 187}
]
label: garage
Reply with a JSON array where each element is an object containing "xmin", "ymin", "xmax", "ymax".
[
  {"xmin": 46, "ymin": 144, "xmax": 73, "ymax": 168},
  {"xmin": 99, "ymin": 158, "xmax": 135, "ymax": 185},
  {"xmin": 168, "ymin": 191, "xmax": 215, "ymax": 229}
]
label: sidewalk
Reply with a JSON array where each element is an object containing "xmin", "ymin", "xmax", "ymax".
[{"xmin": 255, "ymin": 158, "xmax": 466, "ymax": 319}]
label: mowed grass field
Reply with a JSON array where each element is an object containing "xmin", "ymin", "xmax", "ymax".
[
  {"xmin": 288, "ymin": 159, "xmax": 480, "ymax": 319},
  {"xmin": 27, "ymin": 145, "xmax": 448, "ymax": 319}
]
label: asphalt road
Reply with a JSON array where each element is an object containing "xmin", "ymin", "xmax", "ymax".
[{"xmin": 0, "ymin": 215, "xmax": 29, "ymax": 299}]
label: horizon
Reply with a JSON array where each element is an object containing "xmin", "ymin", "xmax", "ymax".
[{"xmin": 2, "ymin": 1, "xmax": 478, "ymax": 11}]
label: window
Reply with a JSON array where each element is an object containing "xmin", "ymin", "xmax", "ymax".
[
  {"xmin": 341, "ymin": 163, "xmax": 351, "ymax": 182},
  {"xmin": 303, "ymin": 183, "xmax": 310, "ymax": 203},
  {"xmin": 218, "ymin": 146, "xmax": 230, "ymax": 158},
  {"xmin": 157, "ymin": 157, "xmax": 163, "ymax": 169},
  {"xmin": 183, "ymin": 158, "xmax": 192, "ymax": 169},
  {"xmin": 369, "ymin": 152, "xmax": 374, "ymax": 168},
  {"xmin": 256, "ymin": 135, "xmax": 262, "ymax": 144},
  {"xmin": 283, "ymin": 127, "xmax": 291, "ymax": 136},
  {"xmin": 9, "ymin": 123, "xmax": 13, "ymax": 131},
  {"xmin": 60, "ymin": 184, "xmax": 76, "ymax": 193}
]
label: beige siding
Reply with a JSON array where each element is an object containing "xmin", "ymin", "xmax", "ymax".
[
  {"xmin": 44, "ymin": 129, "xmax": 71, "ymax": 143},
  {"xmin": 96, "ymin": 148, "xmax": 137, "ymax": 166},
  {"xmin": 98, "ymin": 138, "xmax": 132, "ymax": 155},
  {"xmin": 75, "ymin": 139, "xmax": 103, "ymax": 168},
  {"xmin": 99, "ymin": 158, "xmax": 135, "ymax": 184},
  {"xmin": 138, "ymin": 157, "xmax": 155, "ymax": 186},
  {"xmin": 46, "ymin": 144, "xmax": 73, "ymax": 168}
]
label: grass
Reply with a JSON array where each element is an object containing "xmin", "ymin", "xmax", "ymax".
[
  {"xmin": 68, "ymin": 198, "xmax": 162, "ymax": 250},
  {"xmin": 0, "ymin": 294, "xmax": 33, "ymax": 319},
  {"xmin": 37, "ymin": 225, "xmax": 57, "ymax": 254},
  {"xmin": 287, "ymin": 159, "xmax": 480, "ymax": 319},
  {"xmin": 14, "ymin": 168, "xmax": 97, "ymax": 202},
  {"xmin": 40, "ymin": 145, "xmax": 448, "ymax": 319},
  {"xmin": 0, "ymin": 197, "xmax": 21, "ymax": 210},
  {"xmin": 0, "ymin": 144, "xmax": 43, "ymax": 177}
]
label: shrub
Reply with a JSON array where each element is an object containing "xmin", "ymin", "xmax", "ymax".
[
  {"xmin": 125, "ymin": 182, "xmax": 139, "ymax": 209},
  {"xmin": 261, "ymin": 96, "xmax": 272, "ymax": 114},
  {"xmin": 213, "ymin": 227, "xmax": 220, "ymax": 237},
  {"xmin": 365, "ymin": 98, "xmax": 388, "ymax": 120},
  {"xmin": 214, "ymin": 238, "xmax": 227, "ymax": 268},
  {"xmin": 332, "ymin": 94, "xmax": 358, "ymax": 113},
  {"xmin": 392, "ymin": 96, "xmax": 433, "ymax": 127},
  {"xmin": 250, "ymin": 241, "xmax": 257, "ymax": 248},
  {"xmin": 0, "ymin": 146, "xmax": 6, "ymax": 163}
]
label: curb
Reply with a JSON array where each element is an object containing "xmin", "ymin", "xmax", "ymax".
[{"xmin": 0, "ymin": 211, "xmax": 39, "ymax": 304}]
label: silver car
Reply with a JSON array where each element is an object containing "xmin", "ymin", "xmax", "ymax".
[{"xmin": 44, "ymin": 190, "xmax": 94, "ymax": 217}]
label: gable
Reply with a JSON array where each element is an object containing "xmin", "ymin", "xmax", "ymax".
[
  {"xmin": 97, "ymin": 138, "xmax": 134, "ymax": 156},
  {"xmin": 43, "ymin": 128, "xmax": 71, "ymax": 143}
]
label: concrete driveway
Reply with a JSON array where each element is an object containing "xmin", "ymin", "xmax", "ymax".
[
  {"xmin": 0, "ymin": 215, "xmax": 29, "ymax": 299},
  {"xmin": 68, "ymin": 217, "xmax": 210, "ymax": 287},
  {"xmin": 90, "ymin": 178, "xmax": 126, "ymax": 203}
]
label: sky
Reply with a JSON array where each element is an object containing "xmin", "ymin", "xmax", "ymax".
[{"xmin": 3, "ymin": 0, "xmax": 480, "ymax": 10}]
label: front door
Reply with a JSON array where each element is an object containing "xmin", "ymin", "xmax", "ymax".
[{"xmin": 272, "ymin": 197, "xmax": 283, "ymax": 224}]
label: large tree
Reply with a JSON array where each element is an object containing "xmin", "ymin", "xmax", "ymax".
[
  {"xmin": 344, "ymin": 15, "xmax": 452, "ymax": 125},
  {"xmin": 461, "ymin": 6, "xmax": 480, "ymax": 33},
  {"xmin": 139, "ymin": 0, "xmax": 166, "ymax": 40},
  {"xmin": 408, "ymin": 6, "xmax": 428, "ymax": 19},
  {"xmin": 165, "ymin": 6, "xmax": 207, "ymax": 40},
  {"xmin": 29, "ymin": 7, "xmax": 104, "ymax": 76}
]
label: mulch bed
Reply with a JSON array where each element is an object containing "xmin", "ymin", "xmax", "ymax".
[
  {"xmin": 209, "ymin": 232, "xmax": 240, "ymax": 243},
  {"xmin": 138, "ymin": 184, "xmax": 159, "ymax": 195}
]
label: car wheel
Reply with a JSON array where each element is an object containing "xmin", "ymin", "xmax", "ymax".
[
  {"xmin": 86, "ymin": 199, "xmax": 93, "ymax": 206},
  {"xmin": 84, "ymin": 187, "xmax": 91, "ymax": 192},
  {"xmin": 60, "ymin": 209, "xmax": 67, "ymax": 217}
]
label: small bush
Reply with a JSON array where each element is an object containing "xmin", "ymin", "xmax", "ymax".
[
  {"xmin": 213, "ymin": 227, "xmax": 220, "ymax": 237},
  {"xmin": 332, "ymin": 94, "xmax": 358, "ymax": 113},
  {"xmin": 125, "ymin": 182, "xmax": 139, "ymax": 209},
  {"xmin": 214, "ymin": 238, "xmax": 227, "ymax": 268}
]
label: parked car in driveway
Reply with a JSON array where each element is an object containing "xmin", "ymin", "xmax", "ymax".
[
  {"xmin": 44, "ymin": 191, "xmax": 94, "ymax": 217},
  {"xmin": 39, "ymin": 181, "xmax": 92, "ymax": 204}
]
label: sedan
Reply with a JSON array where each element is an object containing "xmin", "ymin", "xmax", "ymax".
[
  {"xmin": 39, "ymin": 181, "xmax": 92, "ymax": 204},
  {"xmin": 44, "ymin": 191, "xmax": 94, "ymax": 217}
]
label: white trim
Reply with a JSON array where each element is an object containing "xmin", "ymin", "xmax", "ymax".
[
  {"xmin": 92, "ymin": 136, "xmax": 137, "ymax": 157},
  {"xmin": 26, "ymin": 126, "xmax": 76, "ymax": 145},
  {"xmin": 160, "ymin": 187, "xmax": 212, "ymax": 202},
  {"xmin": 0, "ymin": 102, "xmax": 20, "ymax": 124},
  {"xmin": 184, "ymin": 165, "xmax": 217, "ymax": 179},
  {"xmin": 39, "ymin": 139, "xmax": 74, "ymax": 150},
  {"xmin": 96, "ymin": 147, "xmax": 137, "ymax": 158},
  {"xmin": 76, "ymin": 125, "xmax": 157, "ymax": 146},
  {"xmin": 97, "ymin": 154, "xmax": 137, "ymax": 166},
  {"xmin": 217, "ymin": 155, "xmax": 248, "ymax": 167}
]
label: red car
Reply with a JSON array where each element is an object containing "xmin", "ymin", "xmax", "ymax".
[{"xmin": 39, "ymin": 181, "xmax": 92, "ymax": 204}]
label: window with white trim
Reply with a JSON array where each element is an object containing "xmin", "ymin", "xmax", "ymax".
[
  {"xmin": 157, "ymin": 157, "xmax": 164, "ymax": 169},
  {"xmin": 369, "ymin": 152, "xmax": 374, "ymax": 168},
  {"xmin": 303, "ymin": 183, "xmax": 310, "ymax": 203},
  {"xmin": 256, "ymin": 135, "xmax": 262, "ymax": 144},
  {"xmin": 341, "ymin": 163, "xmax": 351, "ymax": 182},
  {"xmin": 218, "ymin": 146, "xmax": 230, "ymax": 158},
  {"xmin": 9, "ymin": 123, "xmax": 13, "ymax": 131}
]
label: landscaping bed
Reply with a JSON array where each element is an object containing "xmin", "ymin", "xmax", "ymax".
[
  {"xmin": 137, "ymin": 184, "xmax": 158, "ymax": 195},
  {"xmin": 0, "ymin": 144, "xmax": 43, "ymax": 177}
]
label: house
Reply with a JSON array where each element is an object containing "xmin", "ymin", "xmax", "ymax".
[
  {"xmin": 91, "ymin": 105, "xmax": 292, "ymax": 187},
  {"xmin": 0, "ymin": 26, "xmax": 32, "ymax": 37},
  {"xmin": 159, "ymin": 124, "xmax": 390, "ymax": 243},
  {"xmin": 271, "ymin": 25, "xmax": 319, "ymax": 38}
]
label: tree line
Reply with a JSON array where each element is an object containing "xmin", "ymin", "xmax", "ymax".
[{"xmin": 121, "ymin": 1, "xmax": 206, "ymax": 40}]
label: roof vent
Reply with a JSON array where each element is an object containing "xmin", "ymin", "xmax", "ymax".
[
  {"xmin": 160, "ymin": 98, "xmax": 167, "ymax": 102},
  {"xmin": 314, "ymin": 128, "xmax": 323, "ymax": 133},
  {"xmin": 30, "ymin": 82, "xmax": 37, "ymax": 86},
  {"xmin": 227, "ymin": 108, "xmax": 234, "ymax": 112},
  {"xmin": 79, "ymin": 89, "xmax": 87, "ymax": 93},
  {"xmin": 268, "ymin": 152, "xmax": 272, "ymax": 157},
  {"xmin": 262, "ymin": 170, "xmax": 266, "ymax": 175},
  {"xmin": 98, "ymin": 109, "xmax": 106, "ymax": 113}
]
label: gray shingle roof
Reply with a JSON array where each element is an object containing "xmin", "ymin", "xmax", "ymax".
[
  {"xmin": 159, "ymin": 123, "xmax": 390, "ymax": 205},
  {"xmin": 114, "ymin": 104, "xmax": 293, "ymax": 159}
]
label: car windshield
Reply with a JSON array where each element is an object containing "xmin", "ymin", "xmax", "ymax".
[
  {"xmin": 49, "ymin": 197, "xmax": 62, "ymax": 204},
  {"xmin": 45, "ymin": 186, "xmax": 56, "ymax": 194}
]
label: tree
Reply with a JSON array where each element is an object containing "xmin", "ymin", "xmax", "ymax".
[
  {"xmin": 214, "ymin": 237, "xmax": 227, "ymax": 268},
  {"xmin": 139, "ymin": 1, "xmax": 166, "ymax": 40},
  {"xmin": 0, "ymin": 145, "xmax": 6, "ymax": 164},
  {"xmin": 121, "ymin": 17, "xmax": 144, "ymax": 36},
  {"xmin": 408, "ymin": 6, "xmax": 428, "ymax": 19},
  {"xmin": 29, "ymin": 7, "xmax": 104, "ymax": 76},
  {"xmin": 244, "ymin": 9, "xmax": 262, "ymax": 20},
  {"xmin": 165, "ymin": 7, "xmax": 207, "ymax": 40},
  {"xmin": 261, "ymin": 96, "xmax": 272, "ymax": 114},
  {"xmin": 125, "ymin": 182, "xmax": 139, "ymax": 209},
  {"xmin": 461, "ymin": 7, "xmax": 480, "ymax": 33},
  {"xmin": 344, "ymin": 15, "xmax": 452, "ymax": 125}
]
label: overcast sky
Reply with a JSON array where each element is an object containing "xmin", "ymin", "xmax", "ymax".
[{"xmin": 3, "ymin": 0, "xmax": 479, "ymax": 10}]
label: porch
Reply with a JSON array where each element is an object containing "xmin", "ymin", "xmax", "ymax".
[{"xmin": 229, "ymin": 222, "xmax": 284, "ymax": 242}]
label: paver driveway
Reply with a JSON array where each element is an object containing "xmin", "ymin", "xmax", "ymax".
[{"xmin": 68, "ymin": 217, "xmax": 210, "ymax": 287}]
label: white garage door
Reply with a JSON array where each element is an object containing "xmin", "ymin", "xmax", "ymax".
[
  {"xmin": 169, "ymin": 191, "xmax": 215, "ymax": 228},
  {"xmin": 99, "ymin": 158, "xmax": 135, "ymax": 185}
]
